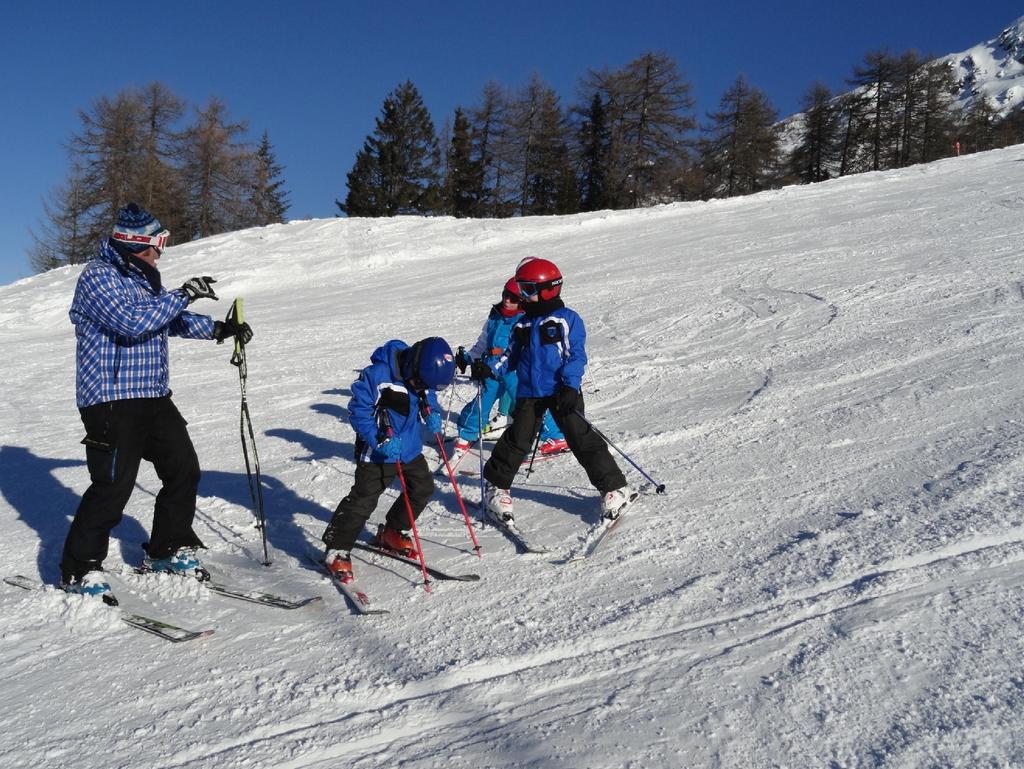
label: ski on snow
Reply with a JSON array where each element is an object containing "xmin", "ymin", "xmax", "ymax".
[
  {"xmin": 351, "ymin": 541, "xmax": 481, "ymax": 581},
  {"xmin": 2, "ymin": 575, "xmax": 214, "ymax": 644},
  {"xmin": 132, "ymin": 566, "xmax": 321, "ymax": 610},
  {"xmin": 304, "ymin": 552, "xmax": 388, "ymax": 615},
  {"xmin": 564, "ymin": 491, "xmax": 641, "ymax": 562},
  {"xmin": 466, "ymin": 501, "xmax": 551, "ymax": 554}
]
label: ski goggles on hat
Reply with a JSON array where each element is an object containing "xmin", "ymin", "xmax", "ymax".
[
  {"xmin": 516, "ymin": 277, "xmax": 561, "ymax": 298},
  {"xmin": 111, "ymin": 228, "xmax": 170, "ymax": 252}
]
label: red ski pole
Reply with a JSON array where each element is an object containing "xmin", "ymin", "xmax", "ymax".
[
  {"xmin": 434, "ymin": 432, "xmax": 482, "ymax": 557},
  {"xmin": 393, "ymin": 456, "xmax": 432, "ymax": 592},
  {"xmin": 380, "ymin": 412, "xmax": 432, "ymax": 592}
]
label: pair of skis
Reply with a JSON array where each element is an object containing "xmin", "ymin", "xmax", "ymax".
[
  {"xmin": 474, "ymin": 488, "xmax": 641, "ymax": 560},
  {"xmin": 3, "ymin": 569, "xmax": 322, "ymax": 644}
]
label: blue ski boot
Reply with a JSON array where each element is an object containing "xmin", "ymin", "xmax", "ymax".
[
  {"xmin": 143, "ymin": 547, "xmax": 210, "ymax": 581},
  {"xmin": 61, "ymin": 570, "xmax": 118, "ymax": 606}
]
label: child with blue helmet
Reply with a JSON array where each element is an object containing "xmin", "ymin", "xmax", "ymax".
[{"xmin": 321, "ymin": 337, "xmax": 455, "ymax": 583}]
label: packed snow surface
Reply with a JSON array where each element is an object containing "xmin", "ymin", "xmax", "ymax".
[{"xmin": 2, "ymin": 146, "xmax": 1024, "ymax": 768}]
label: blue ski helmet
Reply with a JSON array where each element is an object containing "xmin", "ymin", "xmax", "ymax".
[{"xmin": 400, "ymin": 337, "xmax": 455, "ymax": 391}]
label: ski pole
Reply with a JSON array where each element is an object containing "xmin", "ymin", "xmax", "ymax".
[
  {"xmin": 523, "ymin": 421, "xmax": 543, "ymax": 479},
  {"xmin": 227, "ymin": 297, "xmax": 270, "ymax": 565},
  {"xmin": 433, "ymin": 433, "xmax": 482, "ymax": 557},
  {"xmin": 420, "ymin": 398, "xmax": 481, "ymax": 557},
  {"xmin": 380, "ymin": 412, "xmax": 431, "ymax": 592},
  {"xmin": 573, "ymin": 409, "xmax": 667, "ymax": 494},
  {"xmin": 476, "ymin": 382, "xmax": 486, "ymax": 513},
  {"xmin": 393, "ymin": 457, "xmax": 432, "ymax": 592}
]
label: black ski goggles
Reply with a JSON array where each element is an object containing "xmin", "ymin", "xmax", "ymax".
[{"xmin": 516, "ymin": 277, "xmax": 561, "ymax": 298}]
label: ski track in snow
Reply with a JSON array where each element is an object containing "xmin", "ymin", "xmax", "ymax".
[{"xmin": 2, "ymin": 148, "xmax": 1024, "ymax": 768}]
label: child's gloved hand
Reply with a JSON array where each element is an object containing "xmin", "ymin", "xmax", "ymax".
[{"xmin": 378, "ymin": 436, "xmax": 403, "ymax": 460}]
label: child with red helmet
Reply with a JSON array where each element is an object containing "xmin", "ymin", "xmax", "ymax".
[
  {"xmin": 446, "ymin": 278, "xmax": 566, "ymax": 472},
  {"xmin": 470, "ymin": 258, "xmax": 635, "ymax": 524}
]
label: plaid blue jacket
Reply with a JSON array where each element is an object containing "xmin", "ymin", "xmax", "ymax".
[{"xmin": 70, "ymin": 240, "xmax": 215, "ymax": 408}]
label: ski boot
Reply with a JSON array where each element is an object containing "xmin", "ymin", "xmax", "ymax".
[
  {"xmin": 539, "ymin": 437, "xmax": 569, "ymax": 455},
  {"xmin": 324, "ymin": 549, "xmax": 354, "ymax": 584},
  {"xmin": 375, "ymin": 525, "xmax": 418, "ymax": 558},
  {"xmin": 484, "ymin": 481, "xmax": 515, "ymax": 525},
  {"xmin": 601, "ymin": 486, "xmax": 638, "ymax": 521},
  {"xmin": 60, "ymin": 570, "xmax": 118, "ymax": 606},
  {"xmin": 438, "ymin": 438, "xmax": 472, "ymax": 475},
  {"xmin": 143, "ymin": 546, "xmax": 211, "ymax": 582}
]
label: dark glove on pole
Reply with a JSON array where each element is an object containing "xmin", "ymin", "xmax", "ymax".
[
  {"xmin": 214, "ymin": 315, "xmax": 254, "ymax": 345},
  {"xmin": 470, "ymin": 359, "xmax": 494, "ymax": 382}
]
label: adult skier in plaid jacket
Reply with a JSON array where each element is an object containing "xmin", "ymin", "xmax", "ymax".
[{"xmin": 60, "ymin": 203, "xmax": 251, "ymax": 600}]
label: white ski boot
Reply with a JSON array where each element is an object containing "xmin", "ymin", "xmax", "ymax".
[
  {"xmin": 601, "ymin": 486, "xmax": 638, "ymax": 520},
  {"xmin": 484, "ymin": 481, "xmax": 515, "ymax": 525}
]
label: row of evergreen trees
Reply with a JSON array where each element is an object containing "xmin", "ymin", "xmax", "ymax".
[
  {"xmin": 340, "ymin": 50, "xmax": 1024, "ymax": 218},
  {"xmin": 31, "ymin": 49, "xmax": 1024, "ymax": 272},
  {"xmin": 30, "ymin": 82, "xmax": 289, "ymax": 271}
]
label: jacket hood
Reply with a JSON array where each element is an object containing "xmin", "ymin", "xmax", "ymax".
[{"xmin": 371, "ymin": 339, "xmax": 410, "ymax": 380}]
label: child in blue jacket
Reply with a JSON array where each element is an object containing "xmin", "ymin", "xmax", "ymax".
[
  {"xmin": 471, "ymin": 258, "xmax": 634, "ymax": 524},
  {"xmin": 321, "ymin": 337, "xmax": 454, "ymax": 583},
  {"xmin": 448, "ymin": 279, "xmax": 565, "ymax": 469}
]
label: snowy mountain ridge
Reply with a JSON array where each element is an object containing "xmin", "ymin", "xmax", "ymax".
[
  {"xmin": 945, "ymin": 14, "xmax": 1024, "ymax": 115},
  {"xmin": 1, "ymin": 147, "xmax": 1023, "ymax": 767}
]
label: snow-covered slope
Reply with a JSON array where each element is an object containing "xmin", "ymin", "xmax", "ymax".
[{"xmin": 1, "ymin": 146, "xmax": 1023, "ymax": 768}]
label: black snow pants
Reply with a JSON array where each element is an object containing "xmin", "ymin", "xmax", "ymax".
[
  {"xmin": 483, "ymin": 394, "xmax": 626, "ymax": 493},
  {"xmin": 321, "ymin": 454, "xmax": 434, "ymax": 552},
  {"xmin": 60, "ymin": 396, "xmax": 204, "ymax": 582}
]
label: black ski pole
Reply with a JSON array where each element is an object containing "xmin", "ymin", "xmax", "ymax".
[
  {"xmin": 573, "ymin": 409, "xmax": 666, "ymax": 494},
  {"xmin": 523, "ymin": 423, "xmax": 543, "ymax": 479},
  {"xmin": 227, "ymin": 298, "xmax": 270, "ymax": 565}
]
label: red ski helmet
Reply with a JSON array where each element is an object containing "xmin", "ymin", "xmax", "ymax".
[
  {"xmin": 502, "ymin": 277, "xmax": 522, "ymax": 303},
  {"xmin": 514, "ymin": 258, "xmax": 562, "ymax": 301}
]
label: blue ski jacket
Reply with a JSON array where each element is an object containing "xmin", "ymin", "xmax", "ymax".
[
  {"xmin": 468, "ymin": 304, "xmax": 522, "ymax": 361},
  {"xmin": 490, "ymin": 300, "xmax": 587, "ymax": 398},
  {"xmin": 70, "ymin": 240, "xmax": 215, "ymax": 408},
  {"xmin": 348, "ymin": 340, "xmax": 442, "ymax": 464}
]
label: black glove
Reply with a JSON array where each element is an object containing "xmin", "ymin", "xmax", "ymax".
[
  {"xmin": 455, "ymin": 346, "xmax": 471, "ymax": 374},
  {"xmin": 470, "ymin": 359, "xmax": 494, "ymax": 382},
  {"xmin": 213, "ymin": 315, "xmax": 253, "ymax": 345},
  {"xmin": 180, "ymin": 276, "xmax": 218, "ymax": 303},
  {"xmin": 555, "ymin": 385, "xmax": 580, "ymax": 416}
]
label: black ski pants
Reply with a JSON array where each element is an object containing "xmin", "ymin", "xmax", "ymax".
[
  {"xmin": 321, "ymin": 454, "xmax": 434, "ymax": 552},
  {"xmin": 483, "ymin": 394, "xmax": 627, "ymax": 493},
  {"xmin": 60, "ymin": 396, "xmax": 204, "ymax": 582}
]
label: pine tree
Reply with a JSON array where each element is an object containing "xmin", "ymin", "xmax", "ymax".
[
  {"xmin": 699, "ymin": 75, "xmax": 780, "ymax": 199},
  {"xmin": 469, "ymin": 81, "xmax": 516, "ymax": 217},
  {"xmin": 583, "ymin": 52, "xmax": 696, "ymax": 207},
  {"xmin": 28, "ymin": 174, "xmax": 94, "ymax": 270},
  {"xmin": 959, "ymin": 96, "xmax": 1001, "ymax": 154},
  {"xmin": 847, "ymin": 50, "xmax": 898, "ymax": 172},
  {"xmin": 338, "ymin": 81, "xmax": 441, "ymax": 217},
  {"xmin": 506, "ymin": 76, "xmax": 577, "ymax": 216},
  {"xmin": 249, "ymin": 131, "xmax": 290, "ymax": 225},
  {"xmin": 446, "ymin": 108, "xmax": 485, "ymax": 217},
  {"xmin": 179, "ymin": 98, "xmax": 251, "ymax": 238},
  {"xmin": 578, "ymin": 93, "xmax": 612, "ymax": 211},
  {"xmin": 790, "ymin": 82, "xmax": 840, "ymax": 183},
  {"xmin": 916, "ymin": 61, "xmax": 959, "ymax": 163}
]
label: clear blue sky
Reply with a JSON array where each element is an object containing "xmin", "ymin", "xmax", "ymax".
[{"xmin": 0, "ymin": 1, "xmax": 1018, "ymax": 286}]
